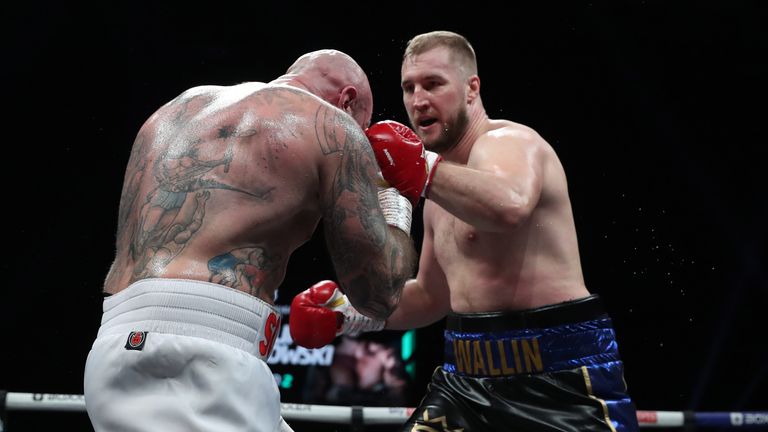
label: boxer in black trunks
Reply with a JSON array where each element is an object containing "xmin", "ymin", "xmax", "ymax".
[
  {"xmin": 391, "ymin": 30, "xmax": 638, "ymax": 432},
  {"xmin": 289, "ymin": 31, "xmax": 639, "ymax": 431}
]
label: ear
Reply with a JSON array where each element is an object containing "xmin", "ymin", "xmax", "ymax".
[
  {"xmin": 467, "ymin": 75, "xmax": 480, "ymax": 103},
  {"xmin": 338, "ymin": 85, "xmax": 358, "ymax": 114}
]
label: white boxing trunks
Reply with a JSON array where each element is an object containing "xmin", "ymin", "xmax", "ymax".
[{"xmin": 84, "ymin": 278, "xmax": 293, "ymax": 432}]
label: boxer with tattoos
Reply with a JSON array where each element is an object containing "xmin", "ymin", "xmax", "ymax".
[{"xmin": 84, "ymin": 50, "xmax": 417, "ymax": 432}]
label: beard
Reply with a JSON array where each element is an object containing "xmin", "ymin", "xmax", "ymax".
[{"xmin": 421, "ymin": 106, "xmax": 469, "ymax": 154}]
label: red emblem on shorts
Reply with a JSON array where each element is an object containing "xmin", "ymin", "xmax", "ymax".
[
  {"xmin": 125, "ymin": 331, "xmax": 148, "ymax": 350},
  {"xmin": 259, "ymin": 312, "xmax": 280, "ymax": 358}
]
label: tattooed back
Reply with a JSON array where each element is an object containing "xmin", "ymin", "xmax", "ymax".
[{"xmin": 104, "ymin": 82, "xmax": 357, "ymax": 303}]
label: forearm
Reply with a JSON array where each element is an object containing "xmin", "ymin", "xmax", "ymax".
[
  {"xmin": 428, "ymin": 162, "xmax": 532, "ymax": 231},
  {"xmin": 341, "ymin": 226, "xmax": 416, "ymax": 321},
  {"xmin": 384, "ymin": 278, "xmax": 448, "ymax": 330}
]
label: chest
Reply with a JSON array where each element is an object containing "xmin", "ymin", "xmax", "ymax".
[{"xmin": 430, "ymin": 205, "xmax": 482, "ymax": 263}]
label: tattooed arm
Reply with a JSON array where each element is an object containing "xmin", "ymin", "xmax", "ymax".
[{"xmin": 317, "ymin": 106, "xmax": 417, "ymax": 320}]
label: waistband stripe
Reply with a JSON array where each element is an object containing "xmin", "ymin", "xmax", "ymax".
[
  {"xmin": 446, "ymin": 294, "xmax": 605, "ymax": 331},
  {"xmin": 97, "ymin": 278, "xmax": 280, "ymax": 361},
  {"xmin": 443, "ymin": 295, "xmax": 620, "ymax": 377}
]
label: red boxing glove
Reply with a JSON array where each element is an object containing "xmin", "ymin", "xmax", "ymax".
[
  {"xmin": 289, "ymin": 280, "xmax": 384, "ymax": 349},
  {"xmin": 366, "ymin": 120, "xmax": 429, "ymax": 206}
]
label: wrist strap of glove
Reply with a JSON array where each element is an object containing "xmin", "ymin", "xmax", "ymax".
[
  {"xmin": 378, "ymin": 187, "xmax": 412, "ymax": 235},
  {"xmin": 423, "ymin": 153, "xmax": 443, "ymax": 199},
  {"xmin": 342, "ymin": 304, "xmax": 386, "ymax": 336}
]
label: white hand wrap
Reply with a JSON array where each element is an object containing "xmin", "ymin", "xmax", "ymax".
[
  {"xmin": 378, "ymin": 187, "xmax": 412, "ymax": 235},
  {"xmin": 327, "ymin": 291, "xmax": 385, "ymax": 336},
  {"xmin": 341, "ymin": 302, "xmax": 386, "ymax": 336}
]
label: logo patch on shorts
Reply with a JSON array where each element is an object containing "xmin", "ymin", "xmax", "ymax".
[{"xmin": 125, "ymin": 331, "xmax": 148, "ymax": 350}]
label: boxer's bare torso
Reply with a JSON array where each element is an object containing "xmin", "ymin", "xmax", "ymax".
[
  {"xmin": 427, "ymin": 120, "xmax": 589, "ymax": 312},
  {"xmin": 104, "ymin": 83, "xmax": 374, "ymax": 304}
]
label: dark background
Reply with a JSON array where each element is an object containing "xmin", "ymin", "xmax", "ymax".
[{"xmin": 3, "ymin": 1, "xmax": 766, "ymax": 430}]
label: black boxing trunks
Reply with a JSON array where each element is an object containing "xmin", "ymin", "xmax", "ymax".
[{"xmin": 401, "ymin": 295, "xmax": 639, "ymax": 432}]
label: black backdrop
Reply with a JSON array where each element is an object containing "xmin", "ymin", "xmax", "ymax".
[{"xmin": 3, "ymin": 1, "xmax": 767, "ymax": 430}]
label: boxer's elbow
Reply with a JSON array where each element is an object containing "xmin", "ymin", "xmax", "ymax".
[{"xmin": 497, "ymin": 193, "xmax": 536, "ymax": 230}]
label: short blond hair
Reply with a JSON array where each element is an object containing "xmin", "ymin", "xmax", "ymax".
[{"xmin": 403, "ymin": 31, "xmax": 477, "ymax": 77}]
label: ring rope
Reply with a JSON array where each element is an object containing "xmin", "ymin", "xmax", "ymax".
[{"xmin": 2, "ymin": 392, "xmax": 767, "ymax": 429}]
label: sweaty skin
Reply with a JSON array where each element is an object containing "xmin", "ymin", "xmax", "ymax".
[
  {"xmin": 386, "ymin": 45, "xmax": 589, "ymax": 329},
  {"xmin": 104, "ymin": 51, "xmax": 416, "ymax": 319}
]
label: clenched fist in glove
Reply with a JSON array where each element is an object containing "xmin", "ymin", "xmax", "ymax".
[
  {"xmin": 366, "ymin": 120, "xmax": 442, "ymax": 205},
  {"xmin": 289, "ymin": 280, "xmax": 385, "ymax": 349}
]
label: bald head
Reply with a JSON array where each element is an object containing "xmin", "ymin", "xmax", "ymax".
[{"xmin": 280, "ymin": 49, "xmax": 373, "ymax": 128}]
